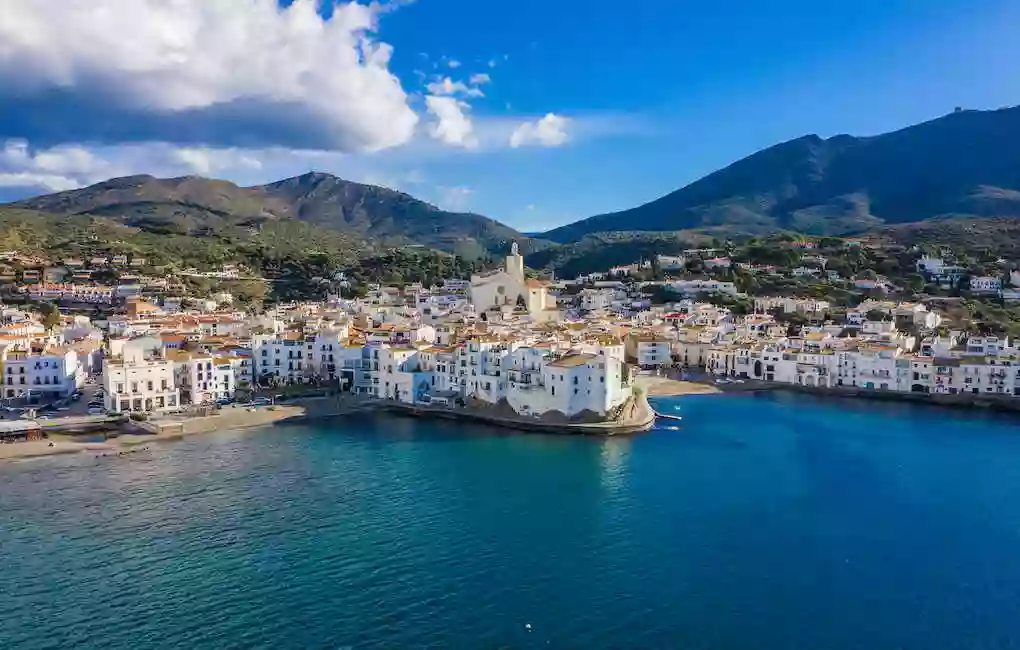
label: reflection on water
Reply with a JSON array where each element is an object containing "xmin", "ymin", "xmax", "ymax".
[
  {"xmin": 598, "ymin": 436, "xmax": 632, "ymax": 494},
  {"xmin": 5, "ymin": 397, "xmax": 1020, "ymax": 650}
]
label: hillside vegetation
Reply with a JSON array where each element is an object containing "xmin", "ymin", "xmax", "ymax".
[
  {"xmin": 10, "ymin": 172, "xmax": 544, "ymax": 258},
  {"xmin": 544, "ymin": 106, "xmax": 1020, "ymax": 241}
]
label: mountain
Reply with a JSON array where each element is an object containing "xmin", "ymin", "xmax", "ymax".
[
  {"xmin": 254, "ymin": 172, "xmax": 543, "ymax": 257},
  {"xmin": 543, "ymin": 106, "xmax": 1020, "ymax": 242},
  {"xmin": 10, "ymin": 172, "xmax": 539, "ymax": 257}
]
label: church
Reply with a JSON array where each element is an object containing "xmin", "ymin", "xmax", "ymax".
[{"xmin": 469, "ymin": 242, "xmax": 560, "ymax": 322}]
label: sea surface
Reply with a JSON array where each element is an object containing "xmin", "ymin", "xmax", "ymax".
[{"xmin": 4, "ymin": 393, "xmax": 1020, "ymax": 649}]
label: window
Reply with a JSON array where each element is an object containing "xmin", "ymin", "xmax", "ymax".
[
  {"xmin": 162, "ymin": 379, "xmax": 168, "ymax": 390},
  {"xmin": 147, "ymin": 381, "xmax": 153, "ymax": 391},
  {"xmin": 117, "ymin": 383, "xmax": 124, "ymax": 393}
]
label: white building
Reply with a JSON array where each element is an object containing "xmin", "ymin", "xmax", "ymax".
[
  {"xmin": 502, "ymin": 349, "xmax": 631, "ymax": 418},
  {"xmin": 656, "ymin": 254, "xmax": 687, "ymax": 270},
  {"xmin": 579, "ymin": 288, "xmax": 614, "ymax": 312},
  {"xmin": 469, "ymin": 242, "xmax": 559, "ymax": 321},
  {"xmin": 667, "ymin": 279, "xmax": 738, "ymax": 296},
  {"xmin": 970, "ymin": 276, "xmax": 1002, "ymax": 295},
  {"xmin": 252, "ymin": 334, "xmax": 311, "ymax": 385},
  {"xmin": 180, "ymin": 355, "xmax": 236, "ymax": 404},
  {"xmin": 626, "ymin": 334, "xmax": 673, "ymax": 368},
  {"xmin": 103, "ymin": 343, "xmax": 180, "ymax": 413},
  {"xmin": 1, "ymin": 346, "xmax": 84, "ymax": 402}
]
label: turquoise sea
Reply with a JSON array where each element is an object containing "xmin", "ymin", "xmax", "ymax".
[{"xmin": 4, "ymin": 393, "xmax": 1020, "ymax": 649}]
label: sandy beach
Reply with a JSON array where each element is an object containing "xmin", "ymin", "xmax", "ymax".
[
  {"xmin": 637, "ymin": 375, "xmax": 722, "ymax": 397},
  {"xmin": 0, "ymin": 439, "xmax": 117, "ymax": 461}
]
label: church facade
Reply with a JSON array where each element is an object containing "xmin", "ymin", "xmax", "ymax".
[{"xmin": 469, "ymin": 242, "xmax": 559, "ymax": 321}]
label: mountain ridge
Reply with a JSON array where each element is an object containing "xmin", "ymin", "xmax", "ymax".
[
  {"xmin": 7, "ymin": 172, "xmax": 541, "ymax": 258},
  {"xmin": 542, "ymin": 106, "xmax": 1020, "ymax": 242}
]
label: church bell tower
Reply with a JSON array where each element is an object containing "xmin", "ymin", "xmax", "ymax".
[{"xmin": 505, "ymin": 241, "xmax": 525, "ymax": 283}]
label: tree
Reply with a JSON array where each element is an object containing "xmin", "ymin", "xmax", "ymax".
[
  {"xmin": 904, "ymin": 273, "xmax": 925, "ymax": 293},
  {"xmin": 39, "ymin": 302, "xmax": 61, "ymax": 330},
  {"xmin": 865, "ymin": 308, "xmax": 888, "ymax": 322}
]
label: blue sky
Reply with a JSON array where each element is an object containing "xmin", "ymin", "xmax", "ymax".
[{"xmin": 1, "ymin": 0, "xmax": 1019, "ymax": 232}]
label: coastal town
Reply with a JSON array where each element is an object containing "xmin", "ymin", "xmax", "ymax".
[{"xmin": 3, "ymin": 235, "xmax": 1020, "ymax": 458}]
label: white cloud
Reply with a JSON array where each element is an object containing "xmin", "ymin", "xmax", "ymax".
[
  {"xmin": 469, "ymin": 73, "xmax": 491, "ymax": 85},
  {"xmin": 447, "ymin": 59, "xmax": 462, "ymax": 69},
  {"xmin": 426, "ymin": 76, "xmax": 485, "ymax": 98},
  {"xmin": 0, "ymin": 140, "xmax": 113, "ymax": 191},
  {"xmin": 437, "ymin": 186, "xmax": 473, "ymax": 211},
  {"xmin": 424, "ymin": 97, "xmax": 478, "ymax": 149},
  {"xmin": 509, "ymin": 113, "xmax": 571, "ymax": 148},
  {"xmin": 488, "ymin": 59, "xmax": 498, "ymax": 68},
  {"xmin": 0, "ymin": 172, "xmax": 81, "ymax": 192},
  {"xmin": 171, "ymin": 148, "xmax": 264, "ymax": 176},
  {"xmin": 0, "ymin": 139, "xmax": 278, "ymax": 195},
  {"xmin": 368, "ymin": 0, "xmax": 417, "ymax": 14},
  {"xmin": 426, "ymin": 77, "xmax": 471, "ymax": 96},
  {"xmin": 0, "ymin": 0, "xmax": 418, "ymax": 151}
]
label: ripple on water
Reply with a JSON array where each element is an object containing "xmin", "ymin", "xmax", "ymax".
[{"xmin": 5, "ymin": 398, "xmax": 1020, "ymax": 649}]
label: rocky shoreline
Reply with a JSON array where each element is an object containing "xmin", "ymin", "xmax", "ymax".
[{"xmin": 383, "ymin": 392, "xmax": 656, "ymax": 435}]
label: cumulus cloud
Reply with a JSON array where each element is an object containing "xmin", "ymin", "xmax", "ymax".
[
  {"xmin": 424, "ymin": 97, "xmax": 478, "ymax": 149},
  {"xmin": 469, "ymin": 73, "xmax": 491, "ymax": 85},
  {"xmin": 509, "ymin": 114, "xmax": 570, "ymax": 148},
  {"xmin": 447, "ymin": 59, "xmax": 462, "ymax": 69},
  {"xmin": 0, "ymin": 140, "xmax": 114, "ymax": 192},
  {"xmin": 0, "ymin": 0, "xmax": 417, "ymax": 151},
  {"xmin": 0, "ymin": 139, "xmax": 275, "ymax": 196}
]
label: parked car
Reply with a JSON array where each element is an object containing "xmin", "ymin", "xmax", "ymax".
[{"xmin": 87, "ymin": 406, "xmax": 105, "ymax": 415}]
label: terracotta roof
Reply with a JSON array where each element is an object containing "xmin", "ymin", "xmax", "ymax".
[{"xmin": 547, "ymin": 353, "xmax": 596, "ymax": 368}]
